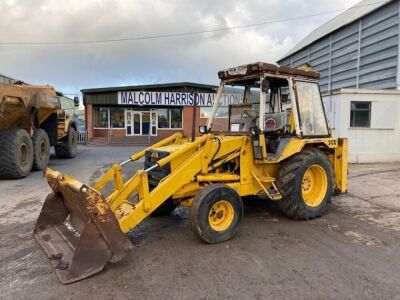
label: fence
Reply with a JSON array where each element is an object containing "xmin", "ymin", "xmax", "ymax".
[{"xmin": 77, "ymin": 130, "xmax": 88, "ymax": 145}]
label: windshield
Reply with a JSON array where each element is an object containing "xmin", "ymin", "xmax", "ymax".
[
  {"xmin": 295, "ymin": 81, "xmax": 328, "ymax": 136},
  {"xmin": 228, "ymin": 85, "xmax": 259, "ymax": 132}
]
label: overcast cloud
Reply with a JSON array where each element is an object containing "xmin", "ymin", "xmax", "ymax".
[{"xmin": 0, "ymin": 0, "xmax": 359, "ymax": 95}]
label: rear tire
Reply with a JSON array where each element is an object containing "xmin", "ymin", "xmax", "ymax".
[
  {"xmin": 276, "ymin": 148, "xmax": 333, "ymax": 220},
  {"xmin": 32, "ymin": 128, "xmax": 50, "ymax": 171},
  {"xmin": 55, "ymin": 126, "xmax": 77, "ymax": 158},
  {"xmin": 0, "ymin": 128, "xmax": 33, "ymax": 179},
  {"xmin": 190, "ymin": 184, "xmax": 243, "ymax": 244}
]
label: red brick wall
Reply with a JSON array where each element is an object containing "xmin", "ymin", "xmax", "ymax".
[
  {"xmin": 182, "ymin": 107, "xmax": 228, "ymax": 137},
  {"xmin": 157, "ymin": 129, "xmax": 184, "ymax": 138},
  {"xmin": 93, "ymin": 128, "xmax": 184, "ymax": 139},
  {"xmin": 93, "ymin": 128, "xmax": 127, "ymax": 138}
]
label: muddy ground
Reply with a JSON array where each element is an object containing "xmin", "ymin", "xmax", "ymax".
[{"xmin": 1, "ymin": 145, "xmax": 400, "ymax": 299}]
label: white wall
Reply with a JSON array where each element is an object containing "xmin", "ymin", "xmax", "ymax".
[{"xmin": 323, "ymin": 89, "xmax": 400, "ymax": 163}]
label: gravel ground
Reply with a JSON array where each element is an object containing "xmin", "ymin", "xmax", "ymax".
[{"xmin": 1, "ymin": 145, "xmax": 400, "ymax": 299}]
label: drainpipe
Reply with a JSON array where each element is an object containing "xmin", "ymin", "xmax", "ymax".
[{"xmin": 191, "ymin": 91, "xmax": 198, "ymax": 141}]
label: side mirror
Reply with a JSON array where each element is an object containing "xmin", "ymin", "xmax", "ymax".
[
  {"xmin": 199, "ymin": 125, "xmax": 209, "ymax": 134},
  {"xmin": 73, "ymin": 96, "xmax": 80, "ymax": 107}
]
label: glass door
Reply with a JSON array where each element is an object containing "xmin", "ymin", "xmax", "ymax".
[
  {"xmin": 141, "ymin": 112, "xmax": 150, "ymax": 135},
  {"xmin": 150, "ymin": 111, "xmax": 157, "ymax": 136},
  {"xmin": 126, "ymin": 110, "xmax": 142, "ymax": 135},
  {"xmin": 126, "ymin": 109, "xmax": 132, "ymax": 135},
  {"xmin": 132, "ymin": 112, "xmax": 142, "ymax": 135}
]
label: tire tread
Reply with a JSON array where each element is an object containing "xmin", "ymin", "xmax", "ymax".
[
  {"xmin": 276, "ymin": 148, "xmax": 333, "ymax": 220},
  {"xmin": 0, "ymin": 128, "xmax": 33, "ymax": 179}
]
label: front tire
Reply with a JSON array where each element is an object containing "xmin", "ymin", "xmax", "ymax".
[
  {"xmin": 32, "ymin": 128, "xmax": 50, "ymax": 170},
  {"xmin": 0, "ymin": 128, "xmax": 33, "ymax": 179},
  {"xmin": 276, "ymin": 148, "xmax": 333, "ymax": 220},
  {"xmin": 55, "ymin": 126, "xmax": 77, "ymax": 158},
  {"xmin": 190, "ymin": 184, "xmax": 243, "ymax": 244}
]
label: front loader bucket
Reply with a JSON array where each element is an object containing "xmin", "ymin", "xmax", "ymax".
[{"xmin": 34, "ymin": 168, "xmax": 133, "ymax": 284}]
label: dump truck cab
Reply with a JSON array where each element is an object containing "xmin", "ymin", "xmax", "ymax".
[{"xmin": 35, "ymin": 62, "xmax": 348, "ymax": 284}]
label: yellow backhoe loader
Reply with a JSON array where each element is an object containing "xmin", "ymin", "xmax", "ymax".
[{"xmin": 34, "ymin": 62, "xmax": 348, "ymax": 284}]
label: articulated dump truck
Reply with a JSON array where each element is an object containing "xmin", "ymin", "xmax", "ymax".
[
  {"xmin": 34, "ymin": 62, "xmax": 348, "ymax": 283},
  {"xmin": 0, "ymin": 82, "xmax": 78, "ymax": 179}
]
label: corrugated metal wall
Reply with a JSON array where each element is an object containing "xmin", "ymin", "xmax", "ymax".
[{"xmin": 279, "ymin": 0, "xmax": 400, "ymax": 94}]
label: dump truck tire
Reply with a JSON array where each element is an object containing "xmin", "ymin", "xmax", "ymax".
[
  {"xmin": 190, "ymin": 184, "xmax": 243, "ymax": 244},
  {"xmin": 0, "ymin": 128, "xmax": 33, "ymax": 179},
  {"xmin": 150, "ymin": 198, "xmax": 177, "ymax": 217},
  {"xmin": 276, "ymin": 148, "xmax": 333, "ymax": 220},
  {"xmin": 55, "ymin": 126, "xmax": 77, "ymax": 158},
  {"xmin": 32, "ymin": 128, "xmax": 50, "ymax": 171}
]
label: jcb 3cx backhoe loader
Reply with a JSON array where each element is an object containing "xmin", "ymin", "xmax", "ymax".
[{"xmin": 34, "ymin": 62, "xmax": 347, "ymax": 284}]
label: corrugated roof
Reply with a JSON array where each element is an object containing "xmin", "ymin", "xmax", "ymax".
[
  {"xmin": 280, "ymin": 0, "xmax": 392, "ymax": 59},
  {"xmin": 81, "ymin": 82, "xmax": 217, "ymax": 94}
]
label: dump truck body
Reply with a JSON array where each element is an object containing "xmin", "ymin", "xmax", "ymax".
[
  {"xmin": 0, "ymin": 84, "xmax": 58, "ymax": 130},
  {"xmin": 34, "ymin": 62, "xmax": 348, "ymax": 283},
  {"xmin": 0, "ymin": 83, "xmax": 78, "ymax": 178}
]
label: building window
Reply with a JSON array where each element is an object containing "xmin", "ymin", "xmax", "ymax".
[
  {"xmin": 156, "ymin": 108, "xmax": 182, "ymax": 129},
  {"xmin": 110, "ymin": 107, "xmax": 125, "ymax": 128},
  {"xmin": 350, "ymin": 101, "xmax": 371, "ymax": 128},
  {"xmin": 93, "ymin": 107, "xmax": 109, "ymax": 128},
  {"xmin": 170, "ymin": 108, "xmax": 182, "ymax": 128},
  {"xmin": 157, "ymin": 109, "xmax": 169, "ymax": 128}
]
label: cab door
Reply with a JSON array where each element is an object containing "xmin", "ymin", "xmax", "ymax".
[{"xmin": 293, "ymin": 81, "xmax": 329, "ymax": 137}]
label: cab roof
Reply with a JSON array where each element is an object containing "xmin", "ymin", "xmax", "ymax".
[{"xmin": 218, "ymin": 62, "xmax": 320, "ymax": 81}]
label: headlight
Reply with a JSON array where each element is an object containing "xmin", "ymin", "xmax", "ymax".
[{"xmin": 199, "ymin": 126, "xmax": 208, "ymax": 134}]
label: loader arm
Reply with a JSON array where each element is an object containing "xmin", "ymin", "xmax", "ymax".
[
  {"xmin": 96, "ymin": 133, "xmax": 246, "ymax": 233},
  {"xmin": 106, "ymin": 133, "xmax": 210, "ymax": 232},
  {"xmin": 34, "ymin": 133, "xmax": 245, "ymax": 283}
]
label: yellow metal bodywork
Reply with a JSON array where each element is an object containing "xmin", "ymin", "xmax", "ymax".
[
  {"xmin": 85, "ymin": 132, "xmax": 348, "ymax": 234},
  {"xmin": 0, "ymin": 82, "xmax": 75, "ymax": 140}
]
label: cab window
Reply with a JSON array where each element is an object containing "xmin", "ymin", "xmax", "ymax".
[{"xmin": 295, "ymin": 81, "xmax": 328, "ymax": 136}]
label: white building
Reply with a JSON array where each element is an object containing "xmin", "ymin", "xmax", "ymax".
[{"xmin": 324, "ymin": 89, "xmax": 400, "ymax": 163}]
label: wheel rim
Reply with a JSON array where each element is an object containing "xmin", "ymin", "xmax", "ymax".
[
  {"xmin": 208, "ymin": 200, "xmax": 234, "ymax": 231},
  {"xmin": 20, "ymin": 143, "xmax": 28, "ymax": 166},
  {"xmin": 301, "ymin": 164, "xmax": 328, "ymax": 207}
]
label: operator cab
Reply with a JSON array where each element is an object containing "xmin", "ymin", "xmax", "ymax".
[{"xmin": 204, "ymin": 62, "xmax": 330, "ymax": 161}]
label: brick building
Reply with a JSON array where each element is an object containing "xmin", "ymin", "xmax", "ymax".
[{"xmin": 82, "ymin": 82, "xmax": 238, "ymax": 144}]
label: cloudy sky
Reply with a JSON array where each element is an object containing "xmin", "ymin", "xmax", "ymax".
[{"xmin": 0, "ymin": 0, "xmax": 360, "ymax": 96}]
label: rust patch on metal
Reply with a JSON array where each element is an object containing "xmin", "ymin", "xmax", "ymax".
[{"xmin": 34, "ymin": 168, "xmax": 133, "ymax": 284}]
